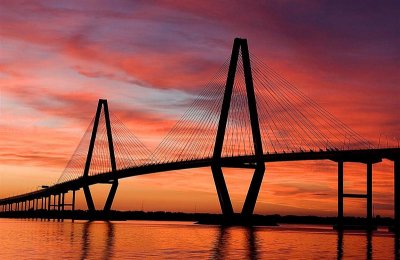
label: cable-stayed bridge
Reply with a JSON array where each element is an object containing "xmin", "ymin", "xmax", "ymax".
[{"xmin": 1, "ymin": 38, "xmax": 399, "ymax": 229}]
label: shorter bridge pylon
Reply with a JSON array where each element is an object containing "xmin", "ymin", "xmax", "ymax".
[{"xmin": 83, "ymin": 99, "xmax": 119, "ymax": 213}]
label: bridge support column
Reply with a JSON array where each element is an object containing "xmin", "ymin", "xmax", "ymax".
[
  {"xmin": 47, "ymin": 195, "xmax": 51, "ymax": 221},
  {"xmin": 72, "ymin": 190, "xmax": 76, "ymax": 222},
  {"xmin": 338, "ymin": 161, "xmax": 344, "ymax": 228},
  {"xmin": 367, "ymin": 162, "xmax": 373, "ymax": 228},
  {"xmin": 72, "ymin": 190, "xmax": 76, "ymax": 212},
  {"xmin": 61, "ymin": 193, "xmax": 65, "ymax": 221},
  {"xmin": 395, "ymin": 160, "xmax": 400, "ymax": 232},
  {"xmin": 61, "ymin": 193, "xmax": 65, "ymax": 211},
  {"xmin": 57, "ymin": 194, "xmax": 61, "ymax": 221},
  {"xmin": 211, "ymin": 165, "xmax": 234, "ymax": 217}
]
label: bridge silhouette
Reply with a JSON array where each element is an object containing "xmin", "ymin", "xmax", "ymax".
[{"xmin": 1, "ymin": 38, "xmax": 399, "ymax": 229}]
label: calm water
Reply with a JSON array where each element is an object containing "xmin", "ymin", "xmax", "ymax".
[{"xmin": 0, "ymin": 218, "xmax": 397, "ymax": 259}]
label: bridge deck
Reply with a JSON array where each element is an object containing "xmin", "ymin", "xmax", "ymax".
[{"xmin": 1, "ymin": 148, "xmax": 398, "ymax": 205}]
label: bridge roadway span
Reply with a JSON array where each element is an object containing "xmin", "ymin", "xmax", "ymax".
[{"xmin": 1, "ymin": 148, "xmax": 398, "ymax": 205}]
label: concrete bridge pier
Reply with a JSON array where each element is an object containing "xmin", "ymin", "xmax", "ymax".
[
  {"xmin": 337, "ymin": 161, "xmax": 344, "ymax": 229},
  {"xmin": 336, "ymin": 160, "xmax": 375, "ymax": 230},
  {"xmin": 71, "ymin": 190, "xmax": 76, "ymax": 221},
  {"xmin": 57, "ymin": 193, "xmax": 62, "ymax": 221},
  {"xmin": 394, "ymin": 160, "xmax": 400, "ymax": 232},
  {"xmin": 366, "ymin": 162, "xmax": 373, "ymax": 228},
  {"xmin": 47, "ymin": 194, "xmax": 51, "ymax": 220}
]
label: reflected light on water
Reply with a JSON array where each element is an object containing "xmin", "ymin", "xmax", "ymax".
[{"xmin": 0, "ymin": 219, "xmax": 396, "ymax": 259}]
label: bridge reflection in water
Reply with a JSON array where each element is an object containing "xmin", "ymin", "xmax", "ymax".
[
  {"xmin": 69, "ymin": 221, "xmax": 396, "ymax": 259},
  {"xmin": 0, "ymin": 219, "xmax": 396, "ymax": 258}
]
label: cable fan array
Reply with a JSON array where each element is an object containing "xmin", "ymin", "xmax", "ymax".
[
  {"xmin": 56, "ymin": 49, "xmax": 375, "ymax": 182},
  {"xmin": 150, "ymin": 51, "xmax": 373, "ymax": 164},
  {"xmin": 249, "ymin": 52, "xmax": 372, "ymax": 154},
  {"xmin": 56, "ymin": 108, "xmax": 151, "ymax": 184}
]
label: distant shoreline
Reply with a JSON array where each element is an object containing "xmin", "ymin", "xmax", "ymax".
[{"xmin": 0, "ymin": 210, "xmax": 393, "ymax": 226}]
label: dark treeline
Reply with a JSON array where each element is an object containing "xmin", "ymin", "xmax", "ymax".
[{"xmin": 0, "ymin": 210, "xmax": 393, "ymax": 227}]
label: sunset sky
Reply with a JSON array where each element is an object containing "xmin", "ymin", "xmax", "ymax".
[{"xmin": 1, "ymin": 0, "xmax": 399, "ymax": 217}]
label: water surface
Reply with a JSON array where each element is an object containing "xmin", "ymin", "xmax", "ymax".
[{"xmin": 0, "ymin": 219, "xmax": 397, "ymax": 259}]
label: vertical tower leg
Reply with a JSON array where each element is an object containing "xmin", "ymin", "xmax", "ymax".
[
  {"xmin": 82, "ymin": 100, "xmax": 102, "ymax": 213},
  {"xmin": 212, "ymin": 39, "xmax": 240, "ymax": 217},
  {"xmin": 240, "ymin": 39, "xmax": 265, "ymax": 219},
  {"xmin": 338, "ymin": 161, "xmax": 344, "ymax": 228},
  {"xmin": 367, "ymin": 162, "xmax": 373, "ymax": 228},
  {"xmin": 103, "ymin": 100, "xmax": 118, "ymax": 212}
]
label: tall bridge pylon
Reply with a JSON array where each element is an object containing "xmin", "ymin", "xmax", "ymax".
[{"xmin": 212, "ymin": 38, "xmax": 265, "ymax": 218}]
